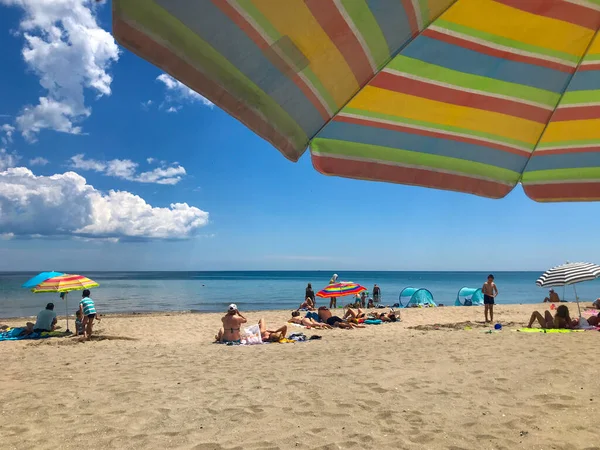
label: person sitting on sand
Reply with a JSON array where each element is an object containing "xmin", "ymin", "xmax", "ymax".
[
  {"xmin": 34, "ymin": 302, "xmax": 58, "ymax": 333},
  {"xmin": 592, "ymin": 299, "xmax": 600, "ymax": 309},
  {"xmin": 367, "ymin": 298, "xmax": 375, "ymax": 308},
  {"xmin": 215, "ymin": 304, "xmax": 247, "ymax": 344},
  {"xmin": 526, "ymin": 304, "xmax": 576, "ymax": 329},
  {"xmin": 318, "ymin": 307, "xmax": 364, "ymax": 329},
  {"xmin": 298, "ymin": 297, "xmax": 315, "ymax": 311},
  {"xmin": 288, "ymin": 311, "xmax": 332, "ymax": 329},
  {"xmin": 258, "ymin": 318, "xmax": 288, "ymax": 342},
  {"xmin": 543, "ymin": 289, "xmax": 561, "ymax": 303}
]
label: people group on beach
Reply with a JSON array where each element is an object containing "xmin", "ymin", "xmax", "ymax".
[
  {"xmin": 7, "ymin": 290, "xmax": 101, "ymax": 340},
  {"xmin": 214, "ymin": 278, "xmax": 401, "ymax": 344}
]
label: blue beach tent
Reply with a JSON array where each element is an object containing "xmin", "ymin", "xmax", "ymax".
[
  {"xmin": 455, "ymin": 287, "xmax": 484, "ymax": 306},
  {"xmin": 399, "ymin": 287, "xmax": 436, "ymax": 308}
]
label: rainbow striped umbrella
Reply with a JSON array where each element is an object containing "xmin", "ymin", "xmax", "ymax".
[
  {"xmin": 316, "ymin": 282, "xmax": 366, "ymax": 298},
  {"xmin": 114, "ymin": 1, "xmax": 600, "ymax": 202},
  {"xmin": 31, "ymin": 274, "xmax": 99, "ymax": 293}
]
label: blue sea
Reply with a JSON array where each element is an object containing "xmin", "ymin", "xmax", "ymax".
[{"xmin": 1, "ymin": 271, "xmax": 599, "ymax": 318}]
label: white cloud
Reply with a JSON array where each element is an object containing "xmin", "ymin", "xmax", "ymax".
[
  {"xmin": 1, "ymin": 124, "xmax": 15, "ymax": 145},
  {"xmin": 135, "ymin": 166, "xmax": 186, "ymax": 185},
  {"xmin": 156, "ymin": 74, "xmax": 213, "ymax": 111},
  {"xmin": 0, "ymin": 167, "xmax": 209, "ymax": 240},
  {"xmin": 1, "ymin": 0, "xmax": 119, "ymax": 141},
  {"xmin": 105, "ymin": 158, "xmax": 137, "ymax": 179},
  {"xmin": 70, "ymin": 153, "xmax": 106, "ymax": 172},
  {"xmin": 0, "ymin": 149, "xmax": 20, "ymax": 171},
  {"xmin": 69, "ymin": 154, "xmax": 186, "ymax": 185},
  {"xmin": 29, "ymin": 156, "xmax": 49, "ymax": 166}
]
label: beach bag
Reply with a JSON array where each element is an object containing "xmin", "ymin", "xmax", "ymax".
[{"xmin": 244, "ymin": 324, "xmax": 262, "ymax": 345}]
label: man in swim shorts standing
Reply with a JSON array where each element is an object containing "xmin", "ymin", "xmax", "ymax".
[
  {"xmin": 215, "ymin": 304, "xmax": 247, "ymax": 343},
  {"xmin": 482, "ymin": 274, "xmax": 498, "ymax": 323}
]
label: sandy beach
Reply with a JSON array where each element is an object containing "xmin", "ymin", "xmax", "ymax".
[{"xmin": 1, "ymin": 303, "xmax": 599, "ymax": 450}]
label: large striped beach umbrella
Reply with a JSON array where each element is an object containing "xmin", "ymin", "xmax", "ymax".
[
  {"xmin": 31, "ymin": 274, "xmax": 99, "ymax": 293},
  {"xmin": 32, "ymin": 274, "xmax": 99, "ymax": 333},
  {"xmin": 536, "ymin": 262, "xmax": 600, "ymax": 287},
  {"xmin": 113, "ymin": 1, "xmax": 600, "ymax": 202},
  {"xmin": 316, "ymin": 282, "xmax": 367, "ymax": 298},
  {"xmin": 536, "ymin": 262, "xmax": 600, "ymax": 317}
]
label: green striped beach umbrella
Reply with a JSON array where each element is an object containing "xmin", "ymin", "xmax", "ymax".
[{"xmin": 113, "ymin": 0, "xmax": 600, "ymax": 202}]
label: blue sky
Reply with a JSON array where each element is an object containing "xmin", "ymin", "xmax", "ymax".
[{"xmin": 0, "ymin": 1, "xmax": 599, "ymax": 272}]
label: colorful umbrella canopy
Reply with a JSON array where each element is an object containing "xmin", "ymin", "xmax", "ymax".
[
  {"xmin": 31, "ymin": 274, "xmax": 99, "ymax": 293},
  {"xmin": 113, "ymin": 0, "xmax": 600, "ymax": 202},
  {"xmin": 21, "ymin": 271, "xmax": 64, "ymax": 289},
  {"xmin": 316, "ymin": 282, "xmax": 367, "ymax": 298}
]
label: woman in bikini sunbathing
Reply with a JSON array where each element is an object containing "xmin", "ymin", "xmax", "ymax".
[
  {"xmin": 343, "ymin": 307, "xmax": 367, "ymax": 321},
  {"xmin": 526, "ymin": 304, "xmax": 577, "ymax": 329},
  {"xmin": 369, "ymin": 310, "xmax": 400, "ymax": 322},
  {"xmin": 258, "ymin": 318, "xmax": 288, "ymax": 342}
]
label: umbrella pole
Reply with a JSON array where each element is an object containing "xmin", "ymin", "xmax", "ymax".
[
  {"xmin": 65, "ymin": 292, "xmax": 70, "ymax": 333},
  {"xmin": 572, "ymin": 285, "xmax": 582, "ymax": 317}
]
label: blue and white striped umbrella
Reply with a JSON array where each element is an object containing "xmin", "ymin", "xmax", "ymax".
[{"xmin": 536, "ymin": 262, "xmax": 600, "ymax": 287}]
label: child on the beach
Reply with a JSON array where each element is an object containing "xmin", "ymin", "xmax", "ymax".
[
  {"xmin": 75, "ymin": 310, "xmax": 84, "ymax": 336},
  {"xmin": 482, "ymin": 274, "xmax": 498, "ymax": 323}
]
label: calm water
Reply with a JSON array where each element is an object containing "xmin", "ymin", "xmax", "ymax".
[{"xmin": 1, "ymin": 271, "xmax": 599, "ymax": 318}]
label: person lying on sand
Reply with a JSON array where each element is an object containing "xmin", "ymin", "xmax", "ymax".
[
  {"xmin": 583, "ymin": 310, "xmax": 600, "ymax": 327},
  {"xmin": 543, "ymin": 289, "xmax": 561, "ymax": 303},
  {"xmin": 526, "ymin": 305, "xmax": 577, "ymax": 329},
  {"xmin": 288, "ymin": 311, "xmax": 332, "ymax": 329},
  {"xmin": 258, "ymin": 318, "xmax": 288, "ymax": 342},
  {"xmin": 215, "ymin": 304, "xmax": 247, "ymax": 344},
  {"xmin": 298, "ymin": 297, "xmax": 315, "ymax": 311},
  {"xmin": 343, "ymin": 307, "xmax": 367, "ymax": 321},
  {"xmin": 318, "ymin": 307, "xmax": 365, "ymax": 329},
  {"xmin": 369, "ymin": 310, "xmax": 400, "ymax": 322}
]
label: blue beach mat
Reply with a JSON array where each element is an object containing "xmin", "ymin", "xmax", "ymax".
[
  {"xmin": 364, "ymin": 319, "xmax": 383, "ymax": 325},
  {"xmin": 0, "ymin": 327, "xmax": 69, "ymax": 342}
]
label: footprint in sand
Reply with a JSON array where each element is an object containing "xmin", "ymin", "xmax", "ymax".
[{"xmin": 409, "ymin": 433, "xmax": 435, "ymax": 444}]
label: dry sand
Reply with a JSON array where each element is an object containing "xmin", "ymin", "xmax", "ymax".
[{"xmin": 1, "ymin": 304, "xmax": 599, "ymax": 450}]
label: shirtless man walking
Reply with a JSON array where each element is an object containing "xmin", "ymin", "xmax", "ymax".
[
  {"xmin": 482, "ymin": 274, "xmax": 499, "ymax": 323},
  {"xmin": 215, "ymin": 304, "xmax": 247, "ymax": 344}
]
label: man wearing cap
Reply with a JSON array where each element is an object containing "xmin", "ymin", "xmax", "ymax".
[
  {"xmin": 543, "ymin": 289, "xmax": 561, "ymax": 303},
  {"xmin": 33, "ymin": 303, "xmax": 58, "ymax": 333},
  {"xmin": 215, "ymin": 304, "xmax": 247, "ymax": 344}
]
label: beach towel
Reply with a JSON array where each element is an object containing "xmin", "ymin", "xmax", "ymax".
[
  {"xmin": 516, "ymin": 328, "xmax": 585, "ymax": 333},
  {"xmin": 364, "ymin": 319, "xmax": 383, "ymax": 325},
  {"xmin": 0, "ymin": 327, "xmax": 68, "ymax": 342},
  {"xmin": 243, "ymin": 324, "xmax": 263, "ymax": 345}
]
